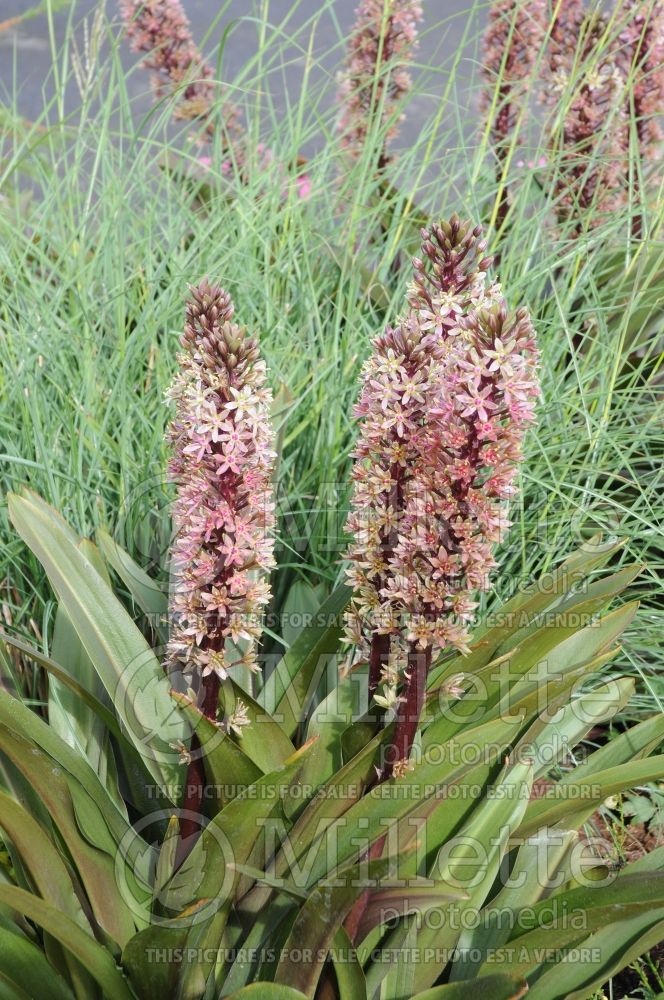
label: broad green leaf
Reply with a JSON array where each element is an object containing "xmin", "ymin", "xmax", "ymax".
[
  {"xmin": 171, "ymin": 690, "xmax": 262, "ymax": 808},
  {"xmin": 429, "ymin": 602, "xmax": 637, "ymax": 735},
  {"xmin": 564, "ymin": 712, "xmax": 664, "ymax": 777},
  {"xmin": 0, "ymin": 724, "xmax": 137, "ymax": 947},
  {"xmin": 175, "ymin": 742, "xmax": 318, "ymax": 995},
  {"xmin": 479, "ymin": 875, "xmax": 664, "ymax": 992},
  {"xmin": 0, "ymin": 886, "xmax": 134, "ymax": 1000},
  {"xmin": 0, "ymin": 929, "xmax": 76, "ymax": 1000},
  {"xmin": 359, "ymin": 881, "xmax": 468, "ymax": 942},
  {"xmin": 302, "ymin": 665, "xmax": 367, "ymax": 787},
  {"xmin": 379, "ymin": 919, "xmax": 417, "ymax": 1000},
  {"xmin": 528, "ymin": 916, "xmax": 664, "ymax": 1000},
  {"xmin": 490, "ymin": 603, "xmax": 637, "ymax": 715},
  {"xmin": 492, "ymin": 563, "xmax": 642, "ymax": 657},
  {"xmin": 226, "ymin": 986, "xmax": 307, "ymax": 1000},
  {"xmin": 303, "ymin": 716, "xmax": 524, "ymax": 888},
  {"xmin": 0, "ymin": 791, "xmax": 92, "ymax": 934},
  {"xmin": 330, "ymin": 927, "xmax": 367, "ymax": 1000},
  {"xmin": 220, "ymin": 679, "xmax": 296, "ymax": 775},
  {"xmin": 266, "ymin": 584, "xmax": 352, "ymax": 736},
  {"xmin": 427, "ymin": 536, "xmax": 628, "ymax": 688},
  {"xmin": 515, "ymin": 677, "xmax": 635, "ymax": 777},
  {"xmin": 506, "ymin": 871, "xmax": 664, "ymax": 944},
  {"xmin": 412, "ymin": 975, "xmax": 528, "ymax": 1000},
  {"xmin": 8, "ymin": 491, "xmax": 184, "ymax": 798},
  {"xmin": 280, "ymin": 579, "xmax": 326, "ymax": 648},
  {"xmin": 450, "ymin": 829, "xmax": 578, "ymax": 981},
  {"xmin": 249, "ymin": 724, "xmax": 392, "ymax": 914},
  {"xmin": 96, "ymin": 528, "xmax": 168, "ymax": 637},
  {"xmin": 0, "ymin": 633, "xmax": 123, "ymax": 742},
  {"xmin": 122, "ymin": 919, "xmax": 191, "ymax": 1000},
  {"xmin": 412, "ymin": 759, "xmax": 534, "ymax": 993},
  {"xmin": 519, "ymin": 754, "xmax": 664, "ymax": 835},
  {"xmin": 274, "ymin": 855, "xmax": 396, "ymax": 997},
  {"xmin": 220, "ymin": 898, "xmax": 296, "ymax": 996},
  {"xmin": 0, "ymin": 687, "xmax": 144, "ymax": 868}
]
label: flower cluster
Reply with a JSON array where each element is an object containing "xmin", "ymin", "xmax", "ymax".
[
  {"xmin": 615, "ymin": 0, "xmax": 664, "ymax": 159},
  {"xmin": 166, "ymin": 280, "xmax": 275, "ymax": 692},
  {"xmin": 337, "ymin": 0, "xmax": 423, "ymax": 165},
  {"xmin": 119, "ymin": 0, "xmax": 241, "ymax": 143},
  {"xmin": 481, "ymin": 0, "xmax": 547, "ymax": 147},
  {"xmin": 344, "ymin": 217, "xmax": 539, "ymax": 709},
  {"xmin": 544, "ymin": 5, "xmax": 629, "ymax": 233}
]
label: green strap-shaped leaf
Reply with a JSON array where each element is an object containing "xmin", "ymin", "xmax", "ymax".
[
  {"xmin": 411, "ymin": 759, "xmax": 534, "ymax": 994},
  {"xmin": 0, "ymin": 725, "xmax": 137, "ymax": 947},
  {"xmin": 8, "ymin": 491, "xmax": 184, "ymax": 799},
  {"xmin": 171, "ymin": 690, "xmax": 262, "ymax": 808},
  {"xmin": 330, "ymin": 926, "xmax": 367, "ymax": 1000},
  {"xmin": 411, "ymin": 975, "xmax": 528, "ymax": 1000},
  {"xmin": 244, "ymin": 724, "xmax": 391, "ymax": 917},
  {"xmin": 221, "ymin": 680, "xmax": 296, "ymax": 774},
  {"xmin": 562, "ymin": 711, "xmax": 664, "ymax": 777},
  {"xmin": 274, "ymin": 855, "xmax": 396, "ymax": 997},
  {"xmin": 0, "ymin": 929, "xmax": 76, "ymax": 1000},
  {"xmin": 268, "ymin": 584, "xmax": 352, "ymax": 737},
  {"xmin": 427, "ymin": 536, "xmax": 628, "ymax": 688},
  {"xmin": 174, "ymin": 741, "xmax": 319, "ymax": 996},
  {"xmin": 122, "ymin": 919, "xmax": 191, "ymax": 1000},
  {"xmin": 226, "ymin": 986, "xmax": 308, "ymax": 1000},
  {"xmin": 48, "ymin": 539, "xmax": 116, "ymax": 792},
  {"xmin": 0, "ymin": 687, "xmax": 147, "ymax": 875},
  {"xmin": 515, "ymin": 676, "xmax": 635, "ymax": 777},
  {"xmin": 96, "ymin": 528, "xmax": 168, "ymax": 635},
  {"xmin": 527, "ymin": 916, "xmax": 664, "ymax": 1000},
  {"xmin": 358, "ymin": 881, "xmax": 468, "ymax": 942},
  {"xmin": 0, "ymin": 791, "xmax": 92, "ymax": 935},
  {"xmin": 429, "ymin": 601, "xmax": 637, "ymax": 736},
  {"xmin": 303, "ymin": 716, "xmax": 524, "ymax": 888},
  {"xmin": 519, "ymin": 753, "xmax": 664, "ymax": 835},
  {"xmin": 0, "ymin": 886, "xmax": 134, "ymax": 1000},
  {"xmin": 0, "ymin": 632, "xmax": 123, "ymax": 741},
  {"xmin": 449, "ymin": 829, "xmax": 578, "ymax": 981}
]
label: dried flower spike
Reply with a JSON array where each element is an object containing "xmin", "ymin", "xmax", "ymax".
[
  {"xmin": 119, "ymin": 0, "xmax": 241, "ymax": 143},
  {"xmin": 337, "ymin": 0, "xmax": 423, "ymax": 167},
  {"xmin": 166, "ymin": 279, "xmax": 276, "ymax": 711},
  {"xmin": 345, "ymin": 216, "xmax": 539, "ymax": 774}
]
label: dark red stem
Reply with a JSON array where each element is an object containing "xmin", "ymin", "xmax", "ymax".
[{"xmin": 177, "ymin": 672, "xmax": 220, "ymax": 864}]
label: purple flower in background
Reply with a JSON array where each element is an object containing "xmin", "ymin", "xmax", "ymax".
[
  {"xmin": 120, "ymin": 0, "xmax": 241, "ymax": 144},
  {"xmin": 481, "ymin": 0, "xmax": 548, "ymax": 146},
  {"xmin": 337, "ymin": 0, "xmax": 423, "ymax": 167}
]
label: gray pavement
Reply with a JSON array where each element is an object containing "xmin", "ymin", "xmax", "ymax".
[{"xmin": 0, "ymin": 1, "xmax": 480, "ymax": 143}]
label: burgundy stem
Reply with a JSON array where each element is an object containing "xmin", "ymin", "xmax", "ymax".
[
  {"xmin": 345, "ymin": 642, "xmax": 430, "ymax": 942},
  {"xmin": 368, "ymin": 632, "xmax": 390, "ymax": 703},
  {"xmin": 383, "ymin": 643, "xmax": 430, "ymax": 778},
  {"xmin": 177, "ymin": 672, "xmax": 220, "ymax": 864}
]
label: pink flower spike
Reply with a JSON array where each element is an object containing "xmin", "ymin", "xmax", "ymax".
[
  {"xmin": 344, "ymin": 214, "xmax": 540, "ymax": 686},
  {"xmin": 166, "ymin": 280, "xmax": 276, "ymax": 692}
]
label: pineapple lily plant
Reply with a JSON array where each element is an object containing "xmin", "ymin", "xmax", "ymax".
[{"xmin": 1, "ymin": 219, "xmax": 663, "ymax": 1000}]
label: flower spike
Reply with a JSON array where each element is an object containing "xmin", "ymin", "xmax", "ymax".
[
  {"xmin": 166, "ymin": 280, "xmax": 276, "ymax": 703},
  {"xmin": 345, "ymin": 216, "xmax": 539, "ymax": 774},
  {"xmin": 337, "ymin": 0, "xmax": 423, "ymax": 167},
  {"xmin": 119, "ymin": 0, "xmax": 241, "ymax": 143}
]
